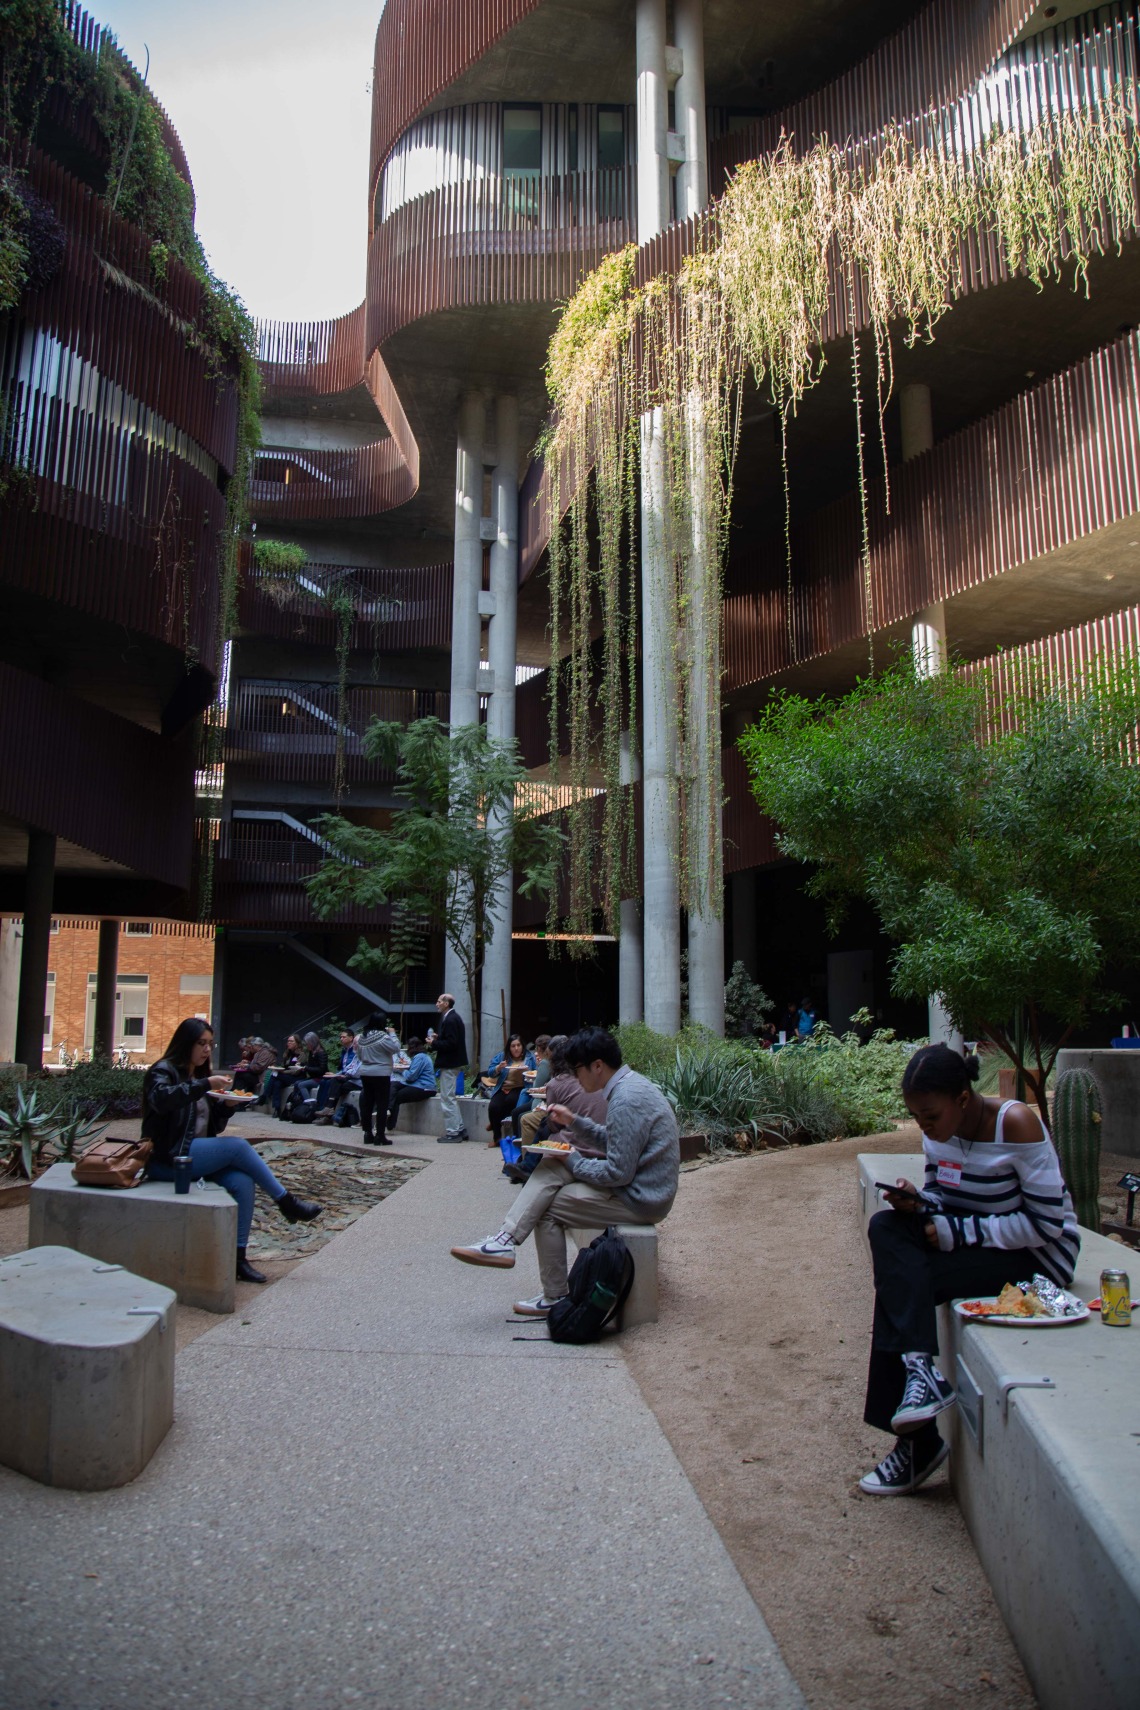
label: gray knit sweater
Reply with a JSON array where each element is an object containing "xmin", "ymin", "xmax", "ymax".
[{"xmin": 566, "ymin": 1064, "xmax": 679, "ymax": 1219}]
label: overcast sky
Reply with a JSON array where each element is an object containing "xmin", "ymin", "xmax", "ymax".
[{"xmin": 99, "ymin": 0, "xmax": 382, "ymax": 324}]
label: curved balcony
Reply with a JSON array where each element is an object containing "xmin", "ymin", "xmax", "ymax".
[
  {"xmin": 366, "ymin": 163, "xmax": 635, "ymax": 352},
  {"xmin": 238, "ymin": 559, "xmax": 453, "ymax": 652},
  {"xmin": 208, "ymin": 817, "xmax": 394, "ymax": 928},
  {"xmin": 723, "ymin": 326, "xmax": 1140, "ymax": 691},
  {"xmin": 523, "ymin": 1, "xmax": 1140, "ymax": 581},
  {"xmin": 0, "ymin": 148, "xmax": 242, "ymax": 672}
]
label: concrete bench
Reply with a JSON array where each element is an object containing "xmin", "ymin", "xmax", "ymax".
[
  {"xmin": 570, "ymin": 1222, "xmax": 659, "ymax": 1328},
  {"xmin": 857, "ymin": 1151, "xmax": 1140, "ymax": 1710},
  {"xmin": 30, "ymin": 1162, "xmax": 237, "ymax": 1313},
  {"xmin": 0, "ymin": 1245, "xmax": 175, "ymax": 1489}
]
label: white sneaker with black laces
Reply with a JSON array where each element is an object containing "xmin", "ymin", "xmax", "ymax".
[
  {"xmin": 512, "ymin": 1294, "xmax": 563, "ymax": 1317},
  {"xmin": 859, "ymin": 1435, "xmax": 949, "ymax": 1496},
  {"xmin": 891, "ymin": 1354, "xmax": 956, "ymax": 1433},
  {"xmin": 450, "ymin": 1229, "xmax": 517, "ymax": 1267}
]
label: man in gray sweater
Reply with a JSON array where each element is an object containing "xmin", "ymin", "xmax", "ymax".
[{"xmin": 451, "ymin": 1026, "xmax": 679, "ymax": 1317}]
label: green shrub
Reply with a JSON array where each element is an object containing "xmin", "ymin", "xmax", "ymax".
[{"xmin": 45, "ymin": 1060, "xmax": 146, "ymax": 1119}]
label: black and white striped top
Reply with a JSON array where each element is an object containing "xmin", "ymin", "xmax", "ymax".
[{"xmin": 923, "ymin": 1100, "xmax": 1081, "ymax": 1287}]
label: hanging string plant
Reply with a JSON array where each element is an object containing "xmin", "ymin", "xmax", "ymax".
[
  {"xmin": 541, "ymin": 87, "xmax": 1140, "ymax": 944},
  {"xmin": 325, "ymin": 582, "xmax": 356, "ymax": 804}
]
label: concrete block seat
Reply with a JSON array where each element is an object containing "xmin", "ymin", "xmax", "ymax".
[
  {"xmin": 385, "ymin": 1092, "xmax": 442, "ymax": 1137},
  {"xmin": 569, "ymin": 1222, "xmax": 660, "ymax": 1328},
  {"xmin": 0, "ymin": 1245, "xmax": 175, "ymax": 1489},
  {"xmin": 856, "ymin": 1152, "xmax": 1140, "ymax": 1710},
  {"xmin": 30, "ymin": 1161, "xmax": 238, "ymax": 1313}
]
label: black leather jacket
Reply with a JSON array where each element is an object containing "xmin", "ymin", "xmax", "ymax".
[
  {"xmin": 142, "ymin": 1057, "xmax": 231, "ymax": 1166},
  {"xmin": 434, "ymin": 1007, "xmax": 467, "ymax": 1070}
]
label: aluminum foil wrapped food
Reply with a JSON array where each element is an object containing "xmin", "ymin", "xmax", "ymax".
[{"xmin": 1018, "ymin": 1273, "xmax": 1083, "ymax": 1317}]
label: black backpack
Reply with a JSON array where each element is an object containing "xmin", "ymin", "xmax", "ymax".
[{"xmin": 547, "ymin": 1227, "xmax": 635, "ymax": 1344}]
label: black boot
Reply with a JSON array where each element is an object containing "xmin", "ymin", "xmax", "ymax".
[
  {"xmin": 236, "ymin": 1247, "xmax": 267, "ymax": 1283},
  {"xmin": 277, "ymin": 1190, "xmax": 322, "ymax": 1224}
]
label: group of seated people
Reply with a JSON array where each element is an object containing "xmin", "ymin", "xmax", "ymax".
[{"xmin": 229, "ymin": 1019, "xmax": 443, "ymax": 1145}]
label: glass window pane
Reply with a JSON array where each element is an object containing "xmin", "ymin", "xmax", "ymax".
[
  {"xmin": 598, "ymin": 109, "xmax": 625, "ymax": 170},
  {"xmin": 503, "ymin": 107, "xmax": 542, "ymax": 173}
]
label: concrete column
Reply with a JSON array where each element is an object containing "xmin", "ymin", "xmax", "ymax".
[
  {"xmin": 14, "ymin": 830, "xmax": 55, "ymax": 1073},
  {"xmin": 641, "ymin": 407, "xmax": 681, "ymax": 1035},
  {"xmin": 685, "ymin": 392, "xmax": 724, "ymax": 1034},
  {"xmin": 902, "ymin": 383, "xmax": 962, "ymax": 1053},
  {"xmin": 635, "ymin": 0, "xmax": 670, "ymax": 242},
  {"xmin": 673, "ymin": 0, "xmax": 708, "ymax": 220},
  {"xmin": 481, "ymin": 394, "xmax": 519, "ymax": 1063},
  {"xmin": 0, "ymin": 917, "xmax": 20, "ymax": 1061},
  {"xmin": 211, "ymin": 930, "xmax": 227, "ymax": 1057},
  {"xmin": 92, "ymin": 919, "xmax": 120, "ymax": 1059},
  {"xmin": 618, "ymin": 731, "xmax": 644, "ymax": 1023},
  {"xmin": 445, "ymin": 390, "xmax": 486, "ymax": 1020}
]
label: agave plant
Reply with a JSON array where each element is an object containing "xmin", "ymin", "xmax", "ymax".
[
  {"xmin": 656, "ymin": 1048, "xmax": 786, "ymax": 1148},
  {"xmin": 0, "ymin": 1084, "xmax": 60, "ymax": 1180},
  {"xmin": 52, "ymin": 1100, "xmax": 108, "ymax": 1162}
]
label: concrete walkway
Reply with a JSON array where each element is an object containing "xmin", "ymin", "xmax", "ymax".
[{"xmin": 1, "ymin": 1135, "xmax": 804, "ymax": 1710}]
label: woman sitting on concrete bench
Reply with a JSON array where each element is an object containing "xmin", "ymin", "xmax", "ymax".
[
  {"xmin": 144, "ymin": 1018, "xmax": 322, "ymax": 1284},
  {"xmin": 860, "ymin": 1042, "xmax": 1080, "ymax": 1496}
]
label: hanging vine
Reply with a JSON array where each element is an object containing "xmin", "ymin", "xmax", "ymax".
[
  {"xmin": 541, "ymin": 90, "xmax": 1140, "ymax": 945},
  {"xmin": 326, "ymin": 583, "xmax": 356, "ymax": 805}
]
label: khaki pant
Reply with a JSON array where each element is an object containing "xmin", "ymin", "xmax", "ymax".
[
  {"xmin": 438, "ymin": 1068, "xmax": 462, "ymax": 1135},
  {"xmin": 502, "ymin": 1159, "xmax": 656, "ymax": 1300},
  {"xmin": 517, "ymin": 1107, "xmax": 545, "ymax": 1147}
]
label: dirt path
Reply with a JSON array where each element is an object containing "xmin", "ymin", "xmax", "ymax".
[{"xmin": 622, "ymin": 1129, "xmax": 1038, "ymax": 1710}]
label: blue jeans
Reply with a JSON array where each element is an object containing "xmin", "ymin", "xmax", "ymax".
[{"xmin": 149, "ymin": 1136, "xmax": 286, "ymax": 1246}]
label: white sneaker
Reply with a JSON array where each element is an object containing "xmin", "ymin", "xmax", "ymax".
[
  {"xmin": 512, "ymin": 1294, "xmax": 564, "ymax": 1317},
  {"xmin": 450, "ymin": 1229, "xmax": 516, "ymax": 1268}
]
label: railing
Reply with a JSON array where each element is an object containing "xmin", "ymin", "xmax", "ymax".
[
  {"xmin": 224, "ymin": 680, "xmax": 450, "ymax": 784},
  {"xmin": 722, "ymin": 325, "xmax": 1140, "ymax": 691},
  {"xmin": 238, "ymin": 560, "xmax": 452, "ymax": 652},
  {"xmin": 248, "ymin": 436, "xmax": 415, "ymax": 522},
  {"xmin": 207, "ymin": 818, "xmax": 396, "ymax": 927},
  {"xmin": 366, "ymin": 165, "xmax": 636, "ymax": 350}
]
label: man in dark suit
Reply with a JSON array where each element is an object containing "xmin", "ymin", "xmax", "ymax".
[{"xmin": 434, "ymin": 992, "xmax": 469, "ymax": 1142}]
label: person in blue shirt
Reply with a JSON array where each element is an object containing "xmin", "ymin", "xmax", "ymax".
[
  {"xmin": 482, "ymin": 1034, "xmax": 536, "ymax": 1145},
  {"xmin": 311, "ymin": 1030, "xmax": 362, "ymax": 1126},
  {"xmin": 386, "ymin": 1037, "xmax": 437, "ymax": 1131},
  {"xmin": 797, "ymin": 997, "xmax": 817, "ymax": 1039}
]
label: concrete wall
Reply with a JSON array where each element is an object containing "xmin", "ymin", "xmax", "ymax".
[
  {"xmin": 857, "ymin": 1152, "xmax": 1140, "ymax": 1710},
  {"xmin": 1056, "ymin": 1048, "xmax": 1140, "ymax": 1160}
]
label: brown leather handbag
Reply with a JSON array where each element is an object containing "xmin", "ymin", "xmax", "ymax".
[{"xmin": 72, "ymin": 1138, "xmax": 153, "ymax": 1188}]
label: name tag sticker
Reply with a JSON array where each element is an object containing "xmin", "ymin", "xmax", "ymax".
[{"xmin": 937, "ymin": 1161, "xmax": 963, "ymax": 1188}]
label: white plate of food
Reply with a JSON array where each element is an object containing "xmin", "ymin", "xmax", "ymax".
[
  {"xmin": 523, "ymin": 1142, "xmax": 574, "ymax": 1159},
  {"xmin": 209, "ymin": 1089, "xmax": 259, "ymax": 1103},
  {"xmin": 954, "ymin": 1280, "xmax": 1089, "ymax": 1326}
]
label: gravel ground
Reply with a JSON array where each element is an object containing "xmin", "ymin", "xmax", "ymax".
[{"xmin": 620, "ymin": 1127, "xmax": 1040, "ymax": 1710}]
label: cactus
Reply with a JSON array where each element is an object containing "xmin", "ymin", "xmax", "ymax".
[{"xmin": 1052, "ymin": 1067, "xmax": 1103, "ymax": 1232}]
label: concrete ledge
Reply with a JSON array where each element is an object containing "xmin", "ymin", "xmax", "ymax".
[
  {"xmin": 856, "ymin": 1151, "xmax": 1140, "ymax": 1710},
  {"xmin": 570, "ymin": 1222, "xmax": 659, "ymax": 1328},
  {"xmin": 29, "ymin": 1162, "xmax": 237, "ymax": 1313},
  {"xmin": 386, "ymin": 1093, "xmax": 443, "ymax": 1137},
  {"xmin": 457, "ymin": 1095, "xmax": 491, "ymax": 1137},
  {"xmin": 0, "ymin": 1245, "xmax": 175, "ymax": 1489}
]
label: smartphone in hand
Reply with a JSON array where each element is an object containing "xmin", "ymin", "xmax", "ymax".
[{"xmin": 875, "ymin": 1181, "xmax": 938, "ymax": 1213}]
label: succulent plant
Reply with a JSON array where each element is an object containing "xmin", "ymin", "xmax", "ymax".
[
  {"xmin": 1052, "ymin": 1066, "xmax": 1103, "ymax": 1232},
  {"xmin": 0, "ymin": 1084, "xmax": 59, "ymax": 1180}
]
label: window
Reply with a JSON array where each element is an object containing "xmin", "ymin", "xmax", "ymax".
[
  {"xmin": 85, "ymin": 973, "xmax": 149, "ymax": 1052},
  {"xmin": 502, "ymin": 106, "xmax": 542, "ymax": 173},
  {"xmin": 597, "ymin": 108, "xmax": 625, "ymax": 170},
  {"xmin": 124, "ymin": 921, "xmax": 152, "ymax": 936},
  {"xmin": 43, "ymin": 971, "xmax": 55, "ymax": 1049}
]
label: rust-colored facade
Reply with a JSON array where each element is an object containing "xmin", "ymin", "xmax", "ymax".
[
  {"xmin": 0, "ymin": 6, "xmax": 242, "ymax": 1064},
  {"xmin": 210, "ymin": 0, "xmax": 1140, "ymax": 1043}
]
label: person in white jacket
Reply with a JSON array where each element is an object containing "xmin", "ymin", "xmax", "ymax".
[{"xmin": 355, "ymin": 1011, "xmax": 401, "ymax": 1145}]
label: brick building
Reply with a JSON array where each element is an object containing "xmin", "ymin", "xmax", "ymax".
[{"xmin": 0, "ymin": 918, "xmax": 215, "ymax": 1068}]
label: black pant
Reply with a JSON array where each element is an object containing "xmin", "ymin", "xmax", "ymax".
[
  {"xmin": 488, "ymin": 1087, "xmax": 521, "ymax": 1141},
  {"xmin": 863, "ymin": 1210, "xmax": 1032, "ymax": 1434},
  {"xmin": 359, "ymin": 1076, "xmax": 390, "ymax": 1143},
  {"xmin": 388, "ymin": 1083, "xmax": 434, "ymax": 1126}
]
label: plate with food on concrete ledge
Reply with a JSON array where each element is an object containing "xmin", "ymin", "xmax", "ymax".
[{"xmin": 955, "ymin": 1279, "xmax": 1089, "ymax": 1325}]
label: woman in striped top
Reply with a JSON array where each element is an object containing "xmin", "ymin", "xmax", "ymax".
[{"xmin": 859, "ymin": 1043, "xmax": 1080, "ymax": 1497}]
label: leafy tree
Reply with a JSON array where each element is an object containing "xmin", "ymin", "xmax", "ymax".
[
  {"xmin": 738, "ymin": 659, "xmax": 1140, "ymax": 1120},
  {"xmin": 306, "ymin": 718, "xmax": 563, "ymax": 1069},
  {"xmin": 723, "ymin": 960, "xmax": 773, "ymax": 1039}
]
